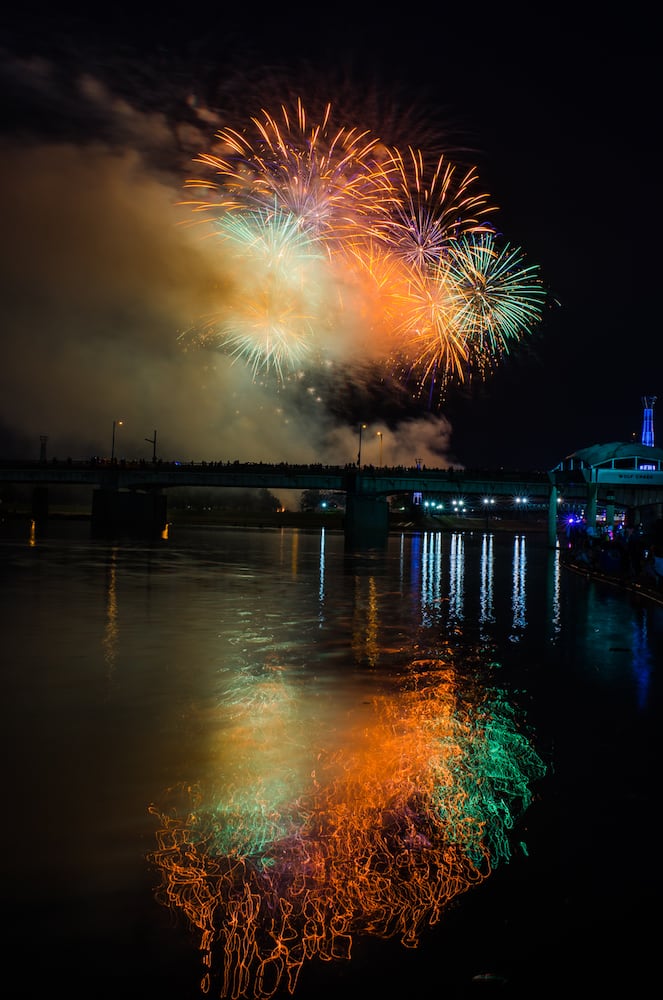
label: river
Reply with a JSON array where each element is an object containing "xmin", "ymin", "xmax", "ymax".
[{"xmin": 1, "ymin": 519, "xmax": 660, "ymax": 998}]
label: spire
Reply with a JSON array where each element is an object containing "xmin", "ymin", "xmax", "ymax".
[{"xmin": 641, "ymin": 396, "xmax": 656, "ymax": 447}]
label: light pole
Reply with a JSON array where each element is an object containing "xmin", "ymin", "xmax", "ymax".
[
  {"xmin": 111, "ymin": 419, "xmax": 123, "ymax": 463},
  {"xmin": 377, "ymin": 431, "xmax": 383, "ymax": 468},
  {"xmin": 145, "ymin": 429, "xmax": 157, "ymax": 463},
  {"xmin": 357, "ymin": 423, "xmax": 367, "ymax": 467}
]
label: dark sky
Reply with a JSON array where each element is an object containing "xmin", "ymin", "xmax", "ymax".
[{"xmin": 0, "ymin": 7, "xmax": 658, "ymax": 471}]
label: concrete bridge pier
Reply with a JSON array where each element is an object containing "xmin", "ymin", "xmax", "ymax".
[
  {"xmin": 586, "ymin": 482, "xmax": 598, "ymax": 531},
  {"xmin": 32, "ymin": 485, "xmax": 49, "ymax": 522},
  {"xmin": 547, "ymin": 484, "xmax": 559, "ymax": 548},
  {"xmin": 91, "ymin": 488, "xmax": 167, "ymax": 539},
  {"xmin": 344, "ymin": 494, "xmax": 389, "ymax": 549}
]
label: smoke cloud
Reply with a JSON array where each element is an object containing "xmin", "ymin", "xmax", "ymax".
[{"xmin": 0, "ymin": 48, "xmax": 460, "ymax": 471}]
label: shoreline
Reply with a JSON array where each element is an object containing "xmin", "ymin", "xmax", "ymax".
[
  {"xmin": 1, "ymin": 507, "xmax": 550, "ymax": 535},
  {"xmin": 7, "ymin": 507, "xmax": 663, "ymax": 605},
  {"xmin": 560, "ymin": 550, "xmax": 663, "ymax": 607}
]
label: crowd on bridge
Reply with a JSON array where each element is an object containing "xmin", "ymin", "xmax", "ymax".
[{"xmin": 29, "ymin": 456, "xmax": 472, "ymax": 476}]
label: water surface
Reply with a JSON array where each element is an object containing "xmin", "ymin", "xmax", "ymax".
[{"xmin": 1, "ymin": 521, "xmax": 660, "ymax": 998}]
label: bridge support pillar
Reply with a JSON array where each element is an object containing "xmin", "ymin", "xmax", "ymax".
[
  {"xmin": 547, "ymin": 484, "xmax": 558, "ymax": 548},
  {"xmin": 91, "ymin": 489, "xmax": 167, "ymax": 538},
  {"xmin": 586, "ymin": 482, "xmax": 598, "ymax": 531},
  {"xmin": 344, "ymin": 494, "xmax": 389, "ymax": 549},
  {"xmin": 32, "ymin": 485, "xmax": 49, "ymax": 522}
]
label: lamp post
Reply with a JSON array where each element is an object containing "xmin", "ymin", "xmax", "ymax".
[
  {"xmin": 377, "ymin": 431, "xmax": 383, "ymax": 468},
  {"xmin": 145, "ymin": 429, "xmax": 157, "ymax": 463},
  {"xmin": 111, "ymin": 419, "xmax": 123, "ymax": 463},
  {"xmin": 357, "ymin": 423, "xmax": 367, "ymax": 467}
]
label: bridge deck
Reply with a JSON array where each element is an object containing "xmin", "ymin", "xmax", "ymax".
[{"xmin": 0, "ymin": 460, "xmax": 558, "ymax": 501}]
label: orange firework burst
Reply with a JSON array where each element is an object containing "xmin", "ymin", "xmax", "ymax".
[
  {"xmin": 183, "ymin": 97, "xmax": 398, "ymax": 251},
  {"xmin": 388, "ymin": 259, "xmax": 469, "ymax": 395},
  {"xmin": 179, "ymin": 97, "xmax": 547, "ymax": 396},
  {"xmin": 375, "ymin": 147, "xmax": 496, "ymax": 269}
]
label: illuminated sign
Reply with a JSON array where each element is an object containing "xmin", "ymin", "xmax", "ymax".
[{"xmin": 596, "ymin": 469, "xmax": 663, "ymax": 484}]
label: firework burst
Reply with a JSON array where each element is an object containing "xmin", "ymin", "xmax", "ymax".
[
  {"xmin": 374, "ymin": 147, "xmax": 496, "ymax": 270},
  {"xmin": 183, "ymin": 97, "xmax": 397, "ymax": 251},
  {"xmin": 385, "ymin": 234, "xmax": 546, "ymax": 401},
  {"xmin": 178, "ymin": 206, "xmax": 333, "ymax": 381},
  {"xmin": 180, "ymin": 97, "xmax": 548, "ymax": 399},
  {"xmin": 445, "ymin": 233, "xmax": 546, "ymax": 374},
  {"xmin": 387, "ymin": 261, "xmax": 469, "ymax": 400}
]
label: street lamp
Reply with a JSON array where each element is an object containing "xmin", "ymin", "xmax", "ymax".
[
  {"xmin": 515, "ymin": 496, "xmax": 529, "ymax": 521},
  {"xmin": 145, "ymin": 429, "xmax": 157, "ymax": 463},
  {"xmin": 357, "ymin": 423, "xmax": 367, "ymax": 467},
  {"xmin": 376, "ymin": 431, "xmax": 383, "ymax": 468},
  {"xmin": 111, "ymin": 419, "xmax": 123, "ymax": 463}
]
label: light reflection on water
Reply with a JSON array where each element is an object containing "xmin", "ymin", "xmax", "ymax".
[
  {"xmin": 148, "ymin": 656, "xmax": 545, "ymax": 999},
  {"xmin": 0, "ymin": 519, "xmax": 659, "ymax": 999},
  {"xmin": 510, "ymin": 535, "xmax": 527, "ymax": 637},
  {"xmin": 479, "ymin": 533, "xmax": 494, "ymax": 631}
]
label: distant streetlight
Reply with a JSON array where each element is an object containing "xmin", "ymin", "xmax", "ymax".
[
  {"xmin": 515, "ymin": 496, "xmax": 529, "ymax": 519},
  {"xmin": 376, "ymin": 431, "xmax": 383, "ymax": 468},
  {"xmin": 357, "ymin": 423, "xmax": 367, "ymax": 467},
  {"xmin": 111, "ymin": 419, "xmax": 123, "ymax": 463},
  {"xmin": 145, "ymin": 429, "xmax": 157, "ymax": 463}
]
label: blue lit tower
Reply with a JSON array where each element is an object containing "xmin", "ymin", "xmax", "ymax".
[{"xmin": 641, "ymin": 396, "xmax": 656, "ymax": 447}]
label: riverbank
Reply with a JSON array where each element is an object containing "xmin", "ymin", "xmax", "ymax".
[
  {"xmin": 8, "ymin": 506, "xmax": 663, "ymax": 608},
  {"xmin": 1, "ymin": 507, "xmax": 550, "ymax": 535},
  {"xmin": 167, "ymin": 510, "xmax": 550, "ymax": 535},
  {"xmin": 560, "ymin": 549, "xmax": 663, "ymax": 606}
]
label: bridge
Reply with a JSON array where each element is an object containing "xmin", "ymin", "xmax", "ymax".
[
  {"xmin": 2, "ymin": 441, "xmax": 663, "ymax": 547},
  {"xmin": 0, "ymin": 457, "xmax": 553, "ymax": 497}
]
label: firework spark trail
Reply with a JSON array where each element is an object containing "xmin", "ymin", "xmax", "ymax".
[
  {"xmin": 180, "ymin": 98, "xmax": 547, "ymax": 400},
  {"xmin": 373, "ymin": 146, "xmax": 496, "ymax": 270},
  {"xmin": 178, "ymin": 206, "xmax": 333, "ymax": 380},
  {"xmin": 184, "ymin": 98, "xmax": 397, "ymax": 248},
  {"xmin": 387, "ymin": 258, "xmax": 469, "ymax": 390},
  {"xmin": 382, "ymin": 232, "xmax": 546, "ymax": 399},
  {"xmin": 444, "ymin": 233, "xmax": 546, "ymax": 374}
]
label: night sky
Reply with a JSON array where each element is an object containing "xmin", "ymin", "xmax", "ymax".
[{"xmin": 0, "ymin": 8, "xmax": 658, "ymax": 472}]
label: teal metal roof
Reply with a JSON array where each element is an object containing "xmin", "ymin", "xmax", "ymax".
[{"xmin": 562, "ymin": 442, "xmax": 663, "ymax": 468}]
